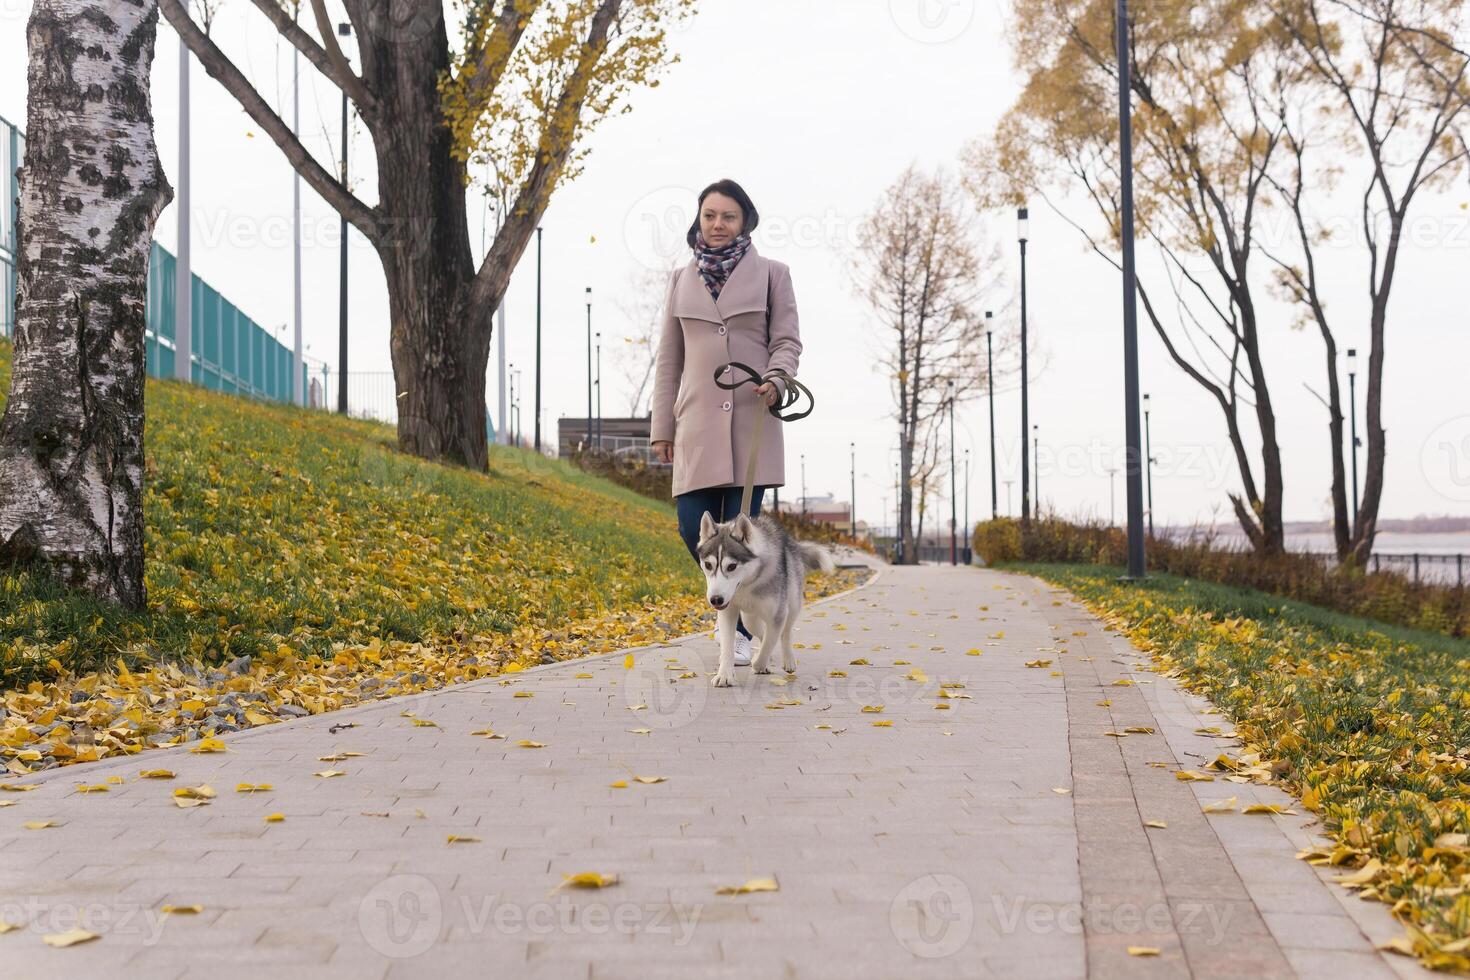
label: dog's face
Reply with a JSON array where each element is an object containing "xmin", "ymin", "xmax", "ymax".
[{"xmin": 696, "ymin": 512, "xmax": 757, "ymax": 611}]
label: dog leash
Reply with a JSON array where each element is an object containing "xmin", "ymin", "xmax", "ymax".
[{"xmin": 712, "ymin": 361, "xmax": 815, "ymax": 517}]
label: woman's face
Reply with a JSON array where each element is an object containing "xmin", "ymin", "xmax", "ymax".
[{"xmin": 699, "ymin": 192, "xmax": 744, "ymax": 247}]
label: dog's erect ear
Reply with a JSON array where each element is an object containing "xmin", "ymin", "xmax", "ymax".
[
  {"xmin": 730, "ymin": 513, "xmax": 753, "ymax": 542},
  {"xmin": 699, "ymin": 511, "xmax": 717, "ymax": 542}
]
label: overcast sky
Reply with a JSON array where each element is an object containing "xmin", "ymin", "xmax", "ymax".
[{"xmin": 2, "ymin": 0, "xmax": 1467, "ymax": 532}]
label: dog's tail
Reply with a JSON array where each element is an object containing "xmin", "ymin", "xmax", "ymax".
[{"xmin": 798, "ymin": 541, "xmax": 837, "ymax": 574}]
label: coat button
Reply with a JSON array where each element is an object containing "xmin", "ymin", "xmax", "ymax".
[
  {"xmin": 718, "ymin": 325, "xmax": 726, "ymax": 335},
  {"xmin": 722, "ymin": 400, "xmax": 731, "ymax": 411}
]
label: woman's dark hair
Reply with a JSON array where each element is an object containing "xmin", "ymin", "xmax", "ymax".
[{"xmin": 686, "ymin": 179, "xmax": 760, "ymax": 248}]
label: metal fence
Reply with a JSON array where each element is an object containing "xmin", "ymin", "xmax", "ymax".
[
  {"xmin": 144, "ymin": 242, "xmax": 308, "ymax": 401},
  {"xmin": 3, "ymin": 113, "xmax": 307, "ymax": 404},
  {"xmin": 1, "ymin": 115, "xmax": 19, "ymax": 340},
  {"xmin": 1304, "ymin": 551, "xmax": 1468, "ymax": 588}
]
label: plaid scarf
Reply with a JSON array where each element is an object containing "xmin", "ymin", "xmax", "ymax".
[{"xmin": 693, "ymin": 229, "xmax": 752, "ymax": 301}]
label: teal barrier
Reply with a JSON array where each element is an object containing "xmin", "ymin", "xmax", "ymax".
[
  {"xmin": 1, "ymin": 114, "xmax": 17, "ymax": 341},
  {"xmin": 2, "ymin": 113, "xmax": 306, "ymax": 403}
]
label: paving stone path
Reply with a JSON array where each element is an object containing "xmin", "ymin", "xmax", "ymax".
[{"xmin": 0, "ymin": 558, "xmax": 1427, "ymax": 979}]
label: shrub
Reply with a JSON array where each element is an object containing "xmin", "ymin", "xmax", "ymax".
[{"xmin": 972, "ymin": 515, "xmax": 1469, "ymax": 639}]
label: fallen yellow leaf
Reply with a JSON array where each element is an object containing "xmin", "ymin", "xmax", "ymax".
[
  {"xmin": 556, "ymin": 872, "xmax": 619, "ymax": 891},
  {"xmin": 716, "ymin": 877, "xmax": 779, "ymax": 895}
]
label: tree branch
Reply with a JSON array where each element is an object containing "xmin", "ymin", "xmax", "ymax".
[
  {"xmin": 306, "ymin": 0, "xmax": 377, "ymax": 113},
  {"xmin": 160, "ymin": 0, "xmax": 384, "ymax": 244},
  {"xmin": 245, "ymin": 0, "xmax": 378, "ymax": 118},
  {"xmin": 459, "ymin": 0, "xmax": 540, "ymax": 108},
  {"xmin": 469, "ymin": 0, "xmax": 620, "ymax": 311}
]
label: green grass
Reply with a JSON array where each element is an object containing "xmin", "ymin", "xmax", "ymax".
[
  {"xmin": 1015, "ymin": 561, "xmax": 1470, "ymax": 951},
  {"xmin": 1015, "ymin": 561, "xmax": 1470, "ymax": 660},
  {"xmin": 0, "ymin": 338, "xmax": 705, "ymax": 686}
]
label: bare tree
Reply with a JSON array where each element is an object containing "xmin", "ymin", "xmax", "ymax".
[
  {"xmin": 855, "ymin": 165, "xmax": 996, "ymax": 563},
  {"xmin": 0, "ymin": 0, "xmax": 173, "ymax": 607},
  {"xmin": 971, "ymin": 0, "xmax": 1310, "ymax": 554},
  {"xmin": 1263, "ymin": 0, "xmax": 1469, "ymax": 563},
  {"xmin": 975, "ymin": 0, "xmax": 1466, "ymax": 558},
  {"xmin": 160, "ymin": 0, "xmax": 692, "ymax": 469},
  {"xmin": 611, "ymin": 263, "xmax": 676, "ymax": 417}
]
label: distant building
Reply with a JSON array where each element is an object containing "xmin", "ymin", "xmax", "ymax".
[
  {"xmin": 776, "ymin": 492, "xmax": 868, "ymax": 539},
  {"xmin": 558, "ymin": 414, "xmax": 667, "ymax": 465}
]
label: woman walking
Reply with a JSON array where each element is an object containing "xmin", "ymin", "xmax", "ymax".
[{"xmin": 650, "ymin": 179, "xmax": 804, "ymax": 667}]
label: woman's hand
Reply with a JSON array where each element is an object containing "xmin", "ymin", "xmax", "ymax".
[
  {"xmin": 755, "ymin": 381, "xmax": 778, "ymax": 407},
  {"xmin": 651, "ymin": 440, "xmax": 673, "ymax": 464}
]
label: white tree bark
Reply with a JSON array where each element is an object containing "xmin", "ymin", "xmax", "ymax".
[{"xmin": 0, "ymin": 0, "xmax": 172, "ymax": 608}]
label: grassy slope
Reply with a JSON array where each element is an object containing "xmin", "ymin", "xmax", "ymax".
[
  {"xmin": 1018, "ymin": 561, "xmax": 1470, "ymax": 958},
  {"xmin": 0, "ymin": 338, "xmax": 706, "ymax": 683}
]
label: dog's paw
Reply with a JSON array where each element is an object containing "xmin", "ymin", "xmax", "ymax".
[
  {"xmin": 711, "ymin": 670, "xmax": 735, "ymax": 688},
  {"xmin": 752, "ymin": 662, "xmax": 771, "ymax": 675}
]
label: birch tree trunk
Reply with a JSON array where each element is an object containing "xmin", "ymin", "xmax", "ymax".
[{"xmin": 0, "ymin": 0, "xmax": 172, "ymax": 608}]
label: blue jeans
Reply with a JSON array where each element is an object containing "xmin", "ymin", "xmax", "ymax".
[{"xmin": 675, "ymin": 484, "xmax": 769, "ymax": 640}]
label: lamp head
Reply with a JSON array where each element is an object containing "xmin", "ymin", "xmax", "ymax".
[
  {"xmin": 1017, "ymin": 207, "xmax": 1029, "ymax": 243},
  {"xmin": 1346, "ymin": 347, "xmax": 1358, "ymax": 372}
]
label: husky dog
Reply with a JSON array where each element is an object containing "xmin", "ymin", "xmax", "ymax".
[{"xmin": 696, "ymin": 511, "xmax": 837, "ymax": 687}]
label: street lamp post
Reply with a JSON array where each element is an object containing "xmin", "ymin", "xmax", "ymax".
[
  {"xmin": 595, "ymin": 331, "xmax": 603, "ymax": 450},
  {"xmin": 585, "ymin": 287, "xmax": 593, "ymax": 450},
  {"xmin": 1143, "ymin": 393, "xmax": 1155, "ymax": 537},
  {"xmin": 963, "ymin": 447, "xmax": 970, "ymax": 559},
  {"xmin": 1017, "ymin": 211, "xmax": 1029, "ymax": 525},
  {"xmin": 1107, "ymin": 466, "xmax": 1118, "ymax": 526},
  {"xmin": 1032, "ymin": 423, "xmax": 1040, "ymax": 518},
  {"xmin": 801, "ymin": 454, "xmax": 807, "ymax": 520},
  {"xmin": 1347, "ymin": 347, "xmax": 1360, "ymax": 522},
  {"xmin": 849, "ymin": 442, "xmax": 856, "ymax": 540},
  {"xmin": 176, "ymin": 32, "xmax": 192, "ymax": 386},
  {"xmin": 337, "ymin": 23, "xmax": 351, "ymax": 415},
  {"xmin": 508, "ymin": 362, "xmax": 516, "ymax": 448},
  {"xmin": 894, "ymin": 459, "xmax": 901, "ymax": 563},
  {"xmin": 1117, "ymin": 0, "xmax": 1147, "ymax": 578},
  {"xmin": 291, "ymin": 9, "xmax": 302, "ymax": 405},
  {"xmin": 985, "ymin": 311, "xmax": 997, "ymax": 521},
  {"xmin": 534, "ymin": 227, "xmax": 543, "ymax": 452},
  {"xmin": 948, "ymin": 379, "xmax": 957, "ymax": 565},
  {"xmin": 510, "ymin": 373, "xmax": 520, "ymax": 447}
]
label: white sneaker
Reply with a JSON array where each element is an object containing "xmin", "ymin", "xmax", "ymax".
[{"xmin": 733, "ymin": 632, "xmax": 753, "ymax": 667}]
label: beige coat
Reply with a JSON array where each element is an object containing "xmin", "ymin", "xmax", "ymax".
[{"xmin": 651, "ymin": 243, "xmax": 803, "ymax": 497}]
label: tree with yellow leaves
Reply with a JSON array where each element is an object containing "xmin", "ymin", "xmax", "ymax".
[{"xmin": 159, "ymin": 0, "xmax": 694, "ymax": 470}]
